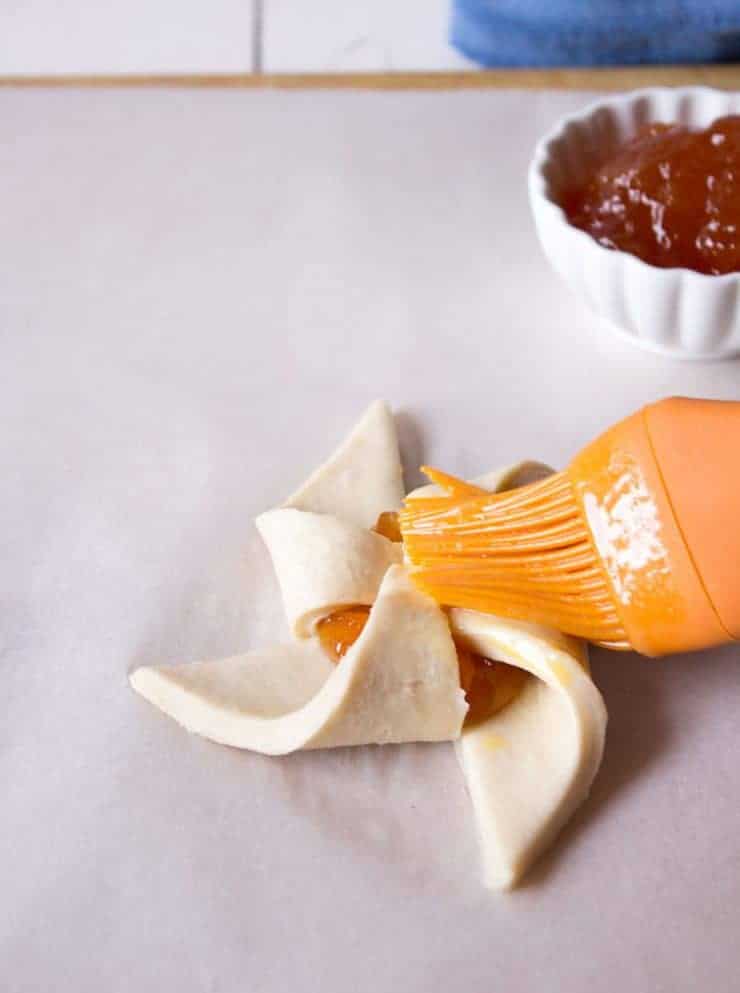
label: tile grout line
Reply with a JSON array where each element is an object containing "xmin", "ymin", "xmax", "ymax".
[{"xmin": 252, "ymin": 0, "xmax": 263, "ymax": 74}]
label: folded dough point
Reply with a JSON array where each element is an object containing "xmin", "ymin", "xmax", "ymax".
[
  {"xmin": 130, "ymin": 642, "xmax": 334, "ymax": 751},
  {"xmin": 407, "ymin": 462, "xmax": 607, "ymax": 889},
  {"xmin": 256, "ymin": 508, "xmax": 402, "ymax": 638},
  {"xmin": 450, "ymin": 609, "xmax": 607, "ymax": 890},
  {"xmin": 284, "ymin": 400, "xmax": 405, "ymax": 529},
  {"xmin": 130, "ymin": 566, "xmax": 466, "ymax": 754}
]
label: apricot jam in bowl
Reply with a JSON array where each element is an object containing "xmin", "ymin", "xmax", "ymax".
[{"xmin": 528, "ymin": 88, "xmax": 740, "ymax": 359}]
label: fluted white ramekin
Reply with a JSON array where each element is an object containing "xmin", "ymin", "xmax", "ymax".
[{"xmin": 529, "ymin": 87, "xmax": 740, "ymax": 360}]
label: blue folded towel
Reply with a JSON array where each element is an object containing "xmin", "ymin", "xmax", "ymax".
[{"xmin": 451, "ymin": 0, "xmax": 740, "ymax": 67}]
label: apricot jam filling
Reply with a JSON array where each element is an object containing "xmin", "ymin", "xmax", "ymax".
[
  {"xmin": 563, "ymin": 115, "xmax": 740, "ymax": 275},
  {"xmin": 316, "ymin": 605, "xmax": 527, "ymax": 728},
  {"xmin": 455, "ymin": 642, "xmax": 528, "ymax": 728},
  {"xmin": 316, "ymin": 606, "xmax": 372, "ymax": 663},
  {"xmin": 373, "ymin": 510, "xmax": 403, "ymax": 543},
  {"xmin": 314, "ymin": 510, "xmax": 528, "ymax": 725}
]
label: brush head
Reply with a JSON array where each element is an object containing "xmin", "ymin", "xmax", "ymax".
[
  {"xmin": 400, "ymin": 466, "xmax": 629, "ymax": 648},
  {"xmin": 402, "ymin": 398, "xmax": 739, "ymax": 657}
]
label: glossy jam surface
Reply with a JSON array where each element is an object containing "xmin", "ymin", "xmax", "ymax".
[
  {"xmin": 455, "ymin": 642, "xmax": 528, "ymax": 728},
  {"xmin": 317, "ymin": 606, "xmax": 371, "ymax": 662},
  {"xmin": 562, "ymin": 115, "xmax": 740, "ymax": 275},
  {"xmin": 316, "ymin": 605, "xmax": 526, "ymax": 725},
  {"xmin": 373, "ymin": 511, "xmax": 402, "ymax": 543}
]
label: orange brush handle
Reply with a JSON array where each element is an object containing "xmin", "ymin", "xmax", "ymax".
[{"xmin": 571, "ymin": 397, "xmax": 740, "ymax": 656}]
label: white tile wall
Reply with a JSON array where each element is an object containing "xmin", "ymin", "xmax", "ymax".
[
  {"xmin": 0, "ymin": 0, "xmax": 472, "ymax": 76},
  {"xmin": 0, "ymin": 0, "xmax": 255, "ymax": 75},
  {"xmin": 263, "ymin": 0, "xmax": 471, "ymax": 72}
]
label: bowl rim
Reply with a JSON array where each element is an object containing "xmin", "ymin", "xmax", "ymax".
[{"xmin": 527, "ymin": 85, "xmax": 740, "ymax": 285}]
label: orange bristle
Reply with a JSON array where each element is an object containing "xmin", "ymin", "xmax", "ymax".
[{"xmin": 400, "ymin": 467, "xmax": 628, "ymax": 647}]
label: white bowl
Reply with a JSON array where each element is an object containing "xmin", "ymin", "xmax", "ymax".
[{"xmin": 528, "ymin": 87, "xmax": 740, "ymax": 360}]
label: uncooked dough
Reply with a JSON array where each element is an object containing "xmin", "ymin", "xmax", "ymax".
[
  {"xmin": 407, "ymin": 464, "xmax": 607, "ymax": 889},
  {"xmin": 130, "ymin": 402, "xmax": 466, "ymax": 754},
  {"xmin": 130, "ymin": 401, "xmax": 607, "ymax": 889},
  {"xmin": 284, "ymin": 399, "xmax": 404, "ymax": 529},
  {"xmin": 130, "ymin": 565, "xmax": 466, "ymax": 753},
  {"xmin": 256, "ymin": 508, "xmax": 402, "ymax": 638},
  {"xmin": 450, "ymin": 609, "xmax": 606, "ymax": 889}
]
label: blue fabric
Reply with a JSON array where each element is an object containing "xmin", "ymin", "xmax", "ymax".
[{"xmin": 450, "ymin": 1, "xmax": 740, "ymax": 67}]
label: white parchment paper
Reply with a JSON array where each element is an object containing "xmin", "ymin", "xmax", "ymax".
[{"xmin": 3, "ymin": 86, "xmax": 740, "ymax": 993}]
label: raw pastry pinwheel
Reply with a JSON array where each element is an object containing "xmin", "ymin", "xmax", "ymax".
[{"xmin": 130, "ymin": 402, "xmax": 607, "ymax": 889}]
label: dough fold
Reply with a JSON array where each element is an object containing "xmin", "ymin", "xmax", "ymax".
[
  {"xmin": 450, "ymin": 610, "xmax": 606, "ymax": 889},
  {"xmin": 131, "ymin": 403, "xmax": 464, "ymax": 752},
  {"xmin": 407, "ymin": 462, "xmax": 607, "ymax": 889},
  {"xmin": 130, "ymin": 565, "xmax": 466, "ymax": 754},
  {"xmin": 255, "ymin": 508, "xmax": 402, "ymax": 638}
]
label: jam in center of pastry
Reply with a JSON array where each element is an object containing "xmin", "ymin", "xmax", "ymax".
[{"xmin": 316, "ymin": 605, "xmax": 526, "ymax": 727}]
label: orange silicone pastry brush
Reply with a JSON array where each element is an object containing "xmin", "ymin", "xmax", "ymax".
[{"xmin": 400, "ymin": 397, "xmax": 740, "ymax": 657}]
